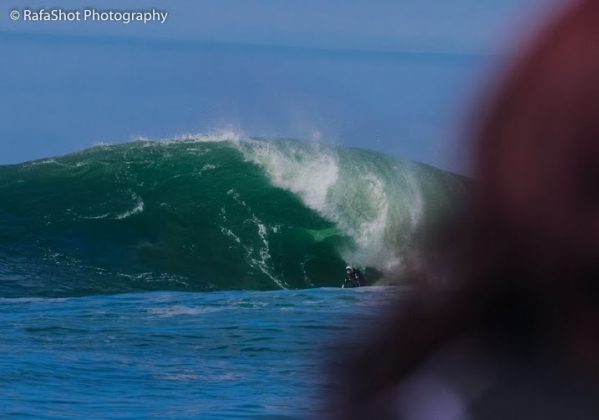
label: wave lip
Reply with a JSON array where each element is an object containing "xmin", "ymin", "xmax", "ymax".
[
  {"xmin": 239, "ymin": 138, "xmax": 466, "ymax": 272},
  {"xmin": 0, "ymin": 137, "xmax": 467, "ymax": 297}
]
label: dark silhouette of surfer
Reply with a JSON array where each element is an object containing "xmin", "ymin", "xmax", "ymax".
[
  {"xmin": 342, "ymin": 265, "xmax": 365, "ymax": 288},
  {"xmin": 327, "ymin": 1, "xmax": 599, "ymax": 418}
]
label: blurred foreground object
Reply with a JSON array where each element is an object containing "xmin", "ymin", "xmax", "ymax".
[{"xmin": 326, "ymin": 1, "xmax": 599, "ymax": 418}]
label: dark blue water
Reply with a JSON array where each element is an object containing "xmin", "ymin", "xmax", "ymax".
[{"xmin": 0, "ymin": 287, "xmax": 400, "ymax": 418}]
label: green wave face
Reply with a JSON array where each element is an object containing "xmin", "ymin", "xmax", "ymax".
[{"xmin": 0, "ymin": 137, "xmax": 467, "ymax": 297}]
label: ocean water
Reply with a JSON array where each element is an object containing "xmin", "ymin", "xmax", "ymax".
[
  {"xmin": 0, "ymin": 136, "xmax": 464, "ymax": 417},
  {"xmin": 0, "ymin": 288, "xmax": 401, "ymax": 418},
  {"xmin": 0, "ymin": 136, "xmax": 466, "ymax": 296}
]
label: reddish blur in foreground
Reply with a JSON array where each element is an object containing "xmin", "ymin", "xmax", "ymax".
[{"xmin": 326, "ymin": 1, "xmax": 599, "ymax": 419}]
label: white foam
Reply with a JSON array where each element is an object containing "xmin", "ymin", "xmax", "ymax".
[
  {"xmin": 200, "ymin": 163, "xmax": 217, "ymax": 172},
  {"xmin": 147, "ymin": 305, "xmax": 223, "ymax": 318},
  {"xmin": 403, "ymin": 164, "xmax": 424, "ymax": 229},
  {"xmin": 80, "ymin": 213, "xmax": 110, "ymax": 220},
  {"xmin": 115, "ymin": 193, "xmax": 145, "ymax": 220},
  {"xmin": 24, "ymin": 158, "xmax": 59, "ymax": 167},
  {"xmin": 238, "ymin": 139, "xmax": 399, "ymax": 270},
  {"xmin": 223, "ymin": 186, "xmax": 286, "ymax": 289},
  {"xmin": 240, "ymin": 140, "xmax": 338, "ymax": 213},
  {"xmin": 77, "ymin": 192, "xmax": 144, "ymax": 221},
  {"xmin": 91, "ymin": 142, "xmax": 112, "ymax": 148},
  {"xmin": 220, "ymin": 227, "xmax": 241, "ymax": 244},
  {"xmin": 354, "ymin": 173, "xmax": 389, "ymax": 250},
  {"xmin": 246, "ymin": 215, "xmax": 286, "ymax": 290},
  {"xmin": 132, "ymin": 129, "xmax": 243, "ymax": 145}
]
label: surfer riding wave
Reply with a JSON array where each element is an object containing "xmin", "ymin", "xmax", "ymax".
[{"xmin": 342, "ymin": 265, "xmax": 365, "ymax": 288}]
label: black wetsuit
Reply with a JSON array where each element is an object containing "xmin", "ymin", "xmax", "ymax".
[{"xmin": 343, "ymin": 269, "xmax": 365, "ymax": 288}]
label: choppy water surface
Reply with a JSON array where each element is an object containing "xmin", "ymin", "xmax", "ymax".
[{"xmin": 0, "ymin": 287, "xmax": 402, "ymax": 418}]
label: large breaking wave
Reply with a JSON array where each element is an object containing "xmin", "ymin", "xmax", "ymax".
[{"xmin": 0, "ymin": 136, "xmax": 467, "ymax": 297}]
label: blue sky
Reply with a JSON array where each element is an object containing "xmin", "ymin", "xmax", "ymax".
[
  {"xmin": 0, "ymin": 0, "xmax": 561, "ymax": 170},
  {"xmin": 2, "ymin": 0, "xmax": 557, "ymax": 53}
]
